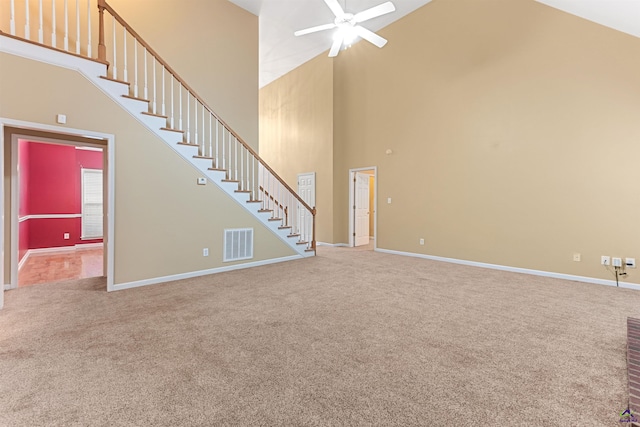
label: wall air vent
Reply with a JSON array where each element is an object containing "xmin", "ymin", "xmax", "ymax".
[{"xmin": 223, "ymin": 228, "xmax": 254, "ymax": 262}]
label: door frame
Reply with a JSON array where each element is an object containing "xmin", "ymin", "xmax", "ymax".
[
  {"xmin": 1, "ymin": 118, "xmax": 116, "ymax": 299},
  {"xmin": 348, "ymin": 166, "xmax": 377, "ymax": 248}
]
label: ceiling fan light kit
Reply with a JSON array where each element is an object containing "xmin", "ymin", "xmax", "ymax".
[{"xmin": 294, "ymin": 0, "xmax": 396, "ymax": 57}]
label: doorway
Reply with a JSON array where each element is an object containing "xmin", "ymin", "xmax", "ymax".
[
  {"xmin": 1, "ymin": 119, "xmax": 115, "ymax": 303},
  {"xmin": 348, "ymin": 167, "xmax": 376, "ymax": 249},
  {"xmin": 15, "ymin": 139, "xmax": 105, "ymax": 287},
  {"xmin": 297, "ymin": 172, "xmax": 316, "ymax": 238}
]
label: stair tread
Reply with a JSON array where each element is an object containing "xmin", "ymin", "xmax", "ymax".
[
  {"xmin": 123, "ymin": 94, "xmax": 150, "ymax": 103},
  {"xmin": 268, "ymin": 217, "xmax": 282, "ymax": 221},
  {"xmin": 296, "ymin": 241, "xmax": 309, "ymax": 245},
  {"xmin": 100, "ymin": 75, "xmax": 130, "ymax": 86},
  {"xmin": 193, "ymin": 155, "xmax": 214, "ymax": 160},
  {"xmin": 142, "ymin": 111, "xmax": 168, "ymax": 119},
  {"xmin": 305, "ymin": 249, "xmax": 316, "ymax": 252},
  {"xmin": 160, "ymin": 127, "xmax": 184, "ymax": 134},
  {"xmin": 208, "ymin": 168, "xmax": 227, "ymax": 172},
  {"xmin": 221, "ymin": 179, "xmax": 239, "ymax": 183},
  {"xmin": 246, "ymin": 200, "xmax": 263, "ymax": 204},
  {"xmin": 278, "ymin": 226, "xmax": 292, "ymax": 230},
  {"xmin": 258, "ymin": 209, "xmax": 273, "ymax": 213},
  {"xmin": 287, "ymin": 234, "xmax": 300, "ymax": 238},
  {"xmin": 177, "ymin": 142, "xmax": 199, "ymax": 147},
  {"xmin": 234, "ymin": 190, "xmax": 251, "ymax": 193}
]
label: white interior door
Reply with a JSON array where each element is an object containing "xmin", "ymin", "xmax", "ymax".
[
  {"xmin": 297, "ymin": 172, "xmax": 315, "ymax": 235},
  {"xmin": 355, "ymin": 172, "xmax": 370, "ymax": 246}
]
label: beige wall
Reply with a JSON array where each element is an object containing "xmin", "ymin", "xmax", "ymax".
[
  {"xmin": 1, "ymin": 52, "xmax": 294, "ymax": 286},
  {"xmin": 259, "ymin": 54, "xmax": 334, "ymax": 243},
  {"xmin": 260, "ymin": 0, "xmax": 640, "ymax": 284},
  {"xmin": 108, "ymin": 0, "xmax": 259, "ymax": 149}
]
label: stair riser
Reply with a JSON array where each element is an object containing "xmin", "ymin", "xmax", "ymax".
[{"xmin": 192, "ymin": 157, "xmax": 213, "ymax": 170}]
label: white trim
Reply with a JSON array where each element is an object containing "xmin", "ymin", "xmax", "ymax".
[
  {"xmin": 1, "ymin": 118, "xmax": 115, "ymax": 294},
  {"xmin": 76, "ymin": 242, "xmax": 103, "ymax": 250},
  {"xmin": 75, "ymin": 146, "xmax": 102, "ymax": 151},
  {"xmin": 113, "ymin": 255, "xmax": 302, "ymax": 291},
  {"xmin": 24, "ymin": 246, "xmax": 80, "ymax": 255},
  {"xmin": 10, "ymin": 137, "xmax": 18, "ymax": 291},
  {"xmin": 19, "ymin": 214, "xmax": 81, "ymax": 221},
  {"xmin": 29, "ymin": 242, "xmax": 102, "ymax": 254},
  {"xmin": 18, "ymin": 251, "xmax": 30, "ymax": 271},
  {"xmin": 375, "ymin": 248, "xmax": 640, "ymax": 291},
  {"xmin": 317, "ymin": 242, "xmax": 349, "ymax": 247}
]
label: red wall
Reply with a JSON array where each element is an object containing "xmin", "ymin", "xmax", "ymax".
[{"xmin": 19, "ymin": 141, "xmax": 103, "ymax": 256}]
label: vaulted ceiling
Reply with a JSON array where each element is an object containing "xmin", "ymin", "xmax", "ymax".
[{"xmin": 228, "ymin": 0, "xmax": 640, "ymax": 88}]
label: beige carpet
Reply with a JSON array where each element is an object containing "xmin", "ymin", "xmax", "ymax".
[{"xmin": 1, "ymin": 246, "xmax": 639, "ymax": 426}]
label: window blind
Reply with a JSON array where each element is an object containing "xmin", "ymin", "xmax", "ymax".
[{"xmin": 81, "ymin": 168, "xmax": 103, "ymax": 239}]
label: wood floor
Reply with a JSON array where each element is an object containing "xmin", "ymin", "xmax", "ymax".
[{"xmin": 18, "ymin": 248, "xmax": 104, "ymax": 287}]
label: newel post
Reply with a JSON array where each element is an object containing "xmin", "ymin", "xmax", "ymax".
[
  {"xmin": 312, "ymin": 207, "xmax": 317, "ymax": 249},
  {"xmin": 97, "ymin": 0, "xmax": 106, "ymax": 63}
]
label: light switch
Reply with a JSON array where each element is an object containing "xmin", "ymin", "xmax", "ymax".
[{"xmin": 387, "ymin": 197, "xmax": 392, "ymax": 204}]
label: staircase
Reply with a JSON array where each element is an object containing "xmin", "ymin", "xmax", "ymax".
[{"xmin": 0, "ymin": 0, "xmax": 316, "ymax": 257}]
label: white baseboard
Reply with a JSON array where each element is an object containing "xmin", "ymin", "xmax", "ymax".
[
  {"xmin": 76, "ymin": 242, "xmax": 103, "ymax": 250},
  {"xmin": 112, "ymin": 255, "xmax": 303, "ymax": 292},
  {"xmin": 317, "ymin": 242, "xmax": 349, "ymax": 247},
  {"xmin": 17, "ymin": 251, "xmax": 30, "ymax": 271},
  {"xmin": 3, "ymin": 284, "xmax": 10, "ymax": 291},
  {"xmin": 375, "ymin": 248, "xmax": 640, "ymax": 291}
]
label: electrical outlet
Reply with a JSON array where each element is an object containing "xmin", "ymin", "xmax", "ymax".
[
  {"xmin": 573, "ymin": 253, "xmax": 581, "ymax": 262},
  {"xmin": 419, "ymin": 238, "xmax": 425, "ymax": 245},
  {"xmin": 626, "ymin": 258, "xmax": 636, "ymax": 268},
  {"xmin": 612, "ymin": 257, "xmax": 623, "ymax": 267},
  {"xmin": 63, "ymin": 233, "xmax": 70, "ymax": 240},
  {"xmin": 197, "ymin": 177, "xmax": 207, "ymax": 185},
  {"xmin": 203, "ymin": 248, "xmax": 209, "ymax": 257},
  {"xmin": 601, "ymin": 256, "xmax": 610, "ymax": 266}
]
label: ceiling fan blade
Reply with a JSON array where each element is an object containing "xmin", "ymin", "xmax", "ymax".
[
  {"xmin": 324, "ymin": 0, "xmax": 345, "ymax": 18},
  {"xmin": 328, "ymin": 36, "xmax": 343, "ymax": 57},
  {"xmin": 294, "ymin": 23, "xmax": 337, "ymax": 37},
  {"xmin": 354, "ymin": 1, "xmax": 396, "ymax": 23},
  {"xmin": 353, "ymin": 25, "xmax": 387, "ymax": 48}
]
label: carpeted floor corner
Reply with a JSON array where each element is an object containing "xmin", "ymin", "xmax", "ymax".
[{"xmin": 1, "ymin": 246, "xmax": 639, "ymax": 426}]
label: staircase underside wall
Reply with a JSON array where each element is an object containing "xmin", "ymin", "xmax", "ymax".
[{"xmin": 0, "ymin": 52, "xmax": 296, "ymax": 287}]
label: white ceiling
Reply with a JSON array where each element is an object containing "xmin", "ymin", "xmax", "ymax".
[{"xmin": 229, "ymin": 0, "xmax": 640, "ymax": 88}]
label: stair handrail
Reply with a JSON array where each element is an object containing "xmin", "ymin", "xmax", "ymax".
[{"xmin": 98, "ymin": 0, "xmax": 316, "ymax": 249}]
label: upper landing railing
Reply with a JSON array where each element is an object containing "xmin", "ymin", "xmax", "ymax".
[{"xmin": 0, "ymin": 0, "xmax": 316, "ymax": 251}]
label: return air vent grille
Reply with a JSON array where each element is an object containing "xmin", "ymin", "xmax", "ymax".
[{"xmin": 223, "ymin": 228, "xmax": 254, "ymax": 262}]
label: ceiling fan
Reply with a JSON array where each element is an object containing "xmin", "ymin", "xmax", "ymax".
[{"xmin": 294, "ymin": 0, "xmax": 396, "ymax": 57}]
